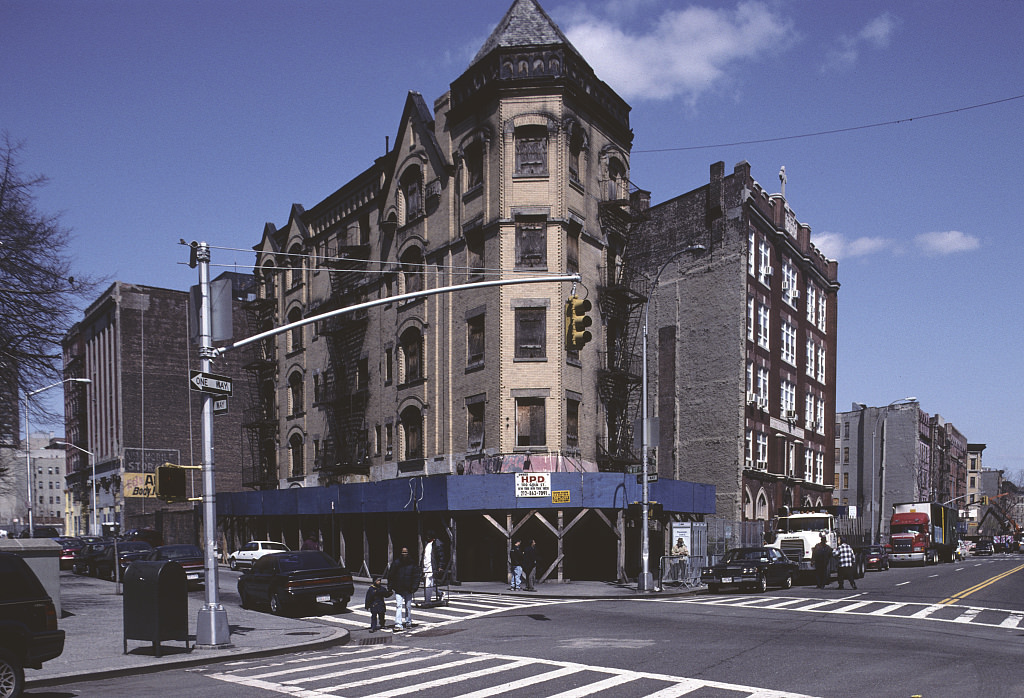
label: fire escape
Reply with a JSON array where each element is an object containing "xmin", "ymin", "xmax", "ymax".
[
  {"xmin": 240, "ymin": 277, "xmax": 279, "ymax": 490},
  {"xmin": 317, "ymin": 241, "xmax": 372, "ymax": 484},
  {"xmin": 595, "ymin": 191, "xmax": 650, "ymax": 471}
]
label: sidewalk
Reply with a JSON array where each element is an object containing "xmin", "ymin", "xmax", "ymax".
[{"xmin": 27, "ymin": 568, "xmax": 699, "ymax": 688}]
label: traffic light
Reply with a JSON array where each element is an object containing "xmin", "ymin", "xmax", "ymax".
[
  {"xmin": 155, "ymin": 464, "xmax": 187, "ymax": 503},
  {"xmin": 565, "ymin": 295, "xmax": 593, "ymax": 350}
]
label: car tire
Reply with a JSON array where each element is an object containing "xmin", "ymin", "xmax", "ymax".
[
  {"xmin": 333, "ymin": 597, "xmax": 349, "ymax": 611},
  {"xmin": 755, "ymin": 573, "xmax": 767, "ymax": 593},
  {"xmin": 239, "ymin": 588, "xmax": 250, "ymax": 609},
  {"xmin": 0, "ymin": 647, "xmax": 25, "ymax": 698},
  {"xmin": 229, "ymin": 558, "xmax": 237, "ymax": 571},
  {"xmin": 270, "ymin": 590, "xmax": 286, "ymax": 615},
  {"xmin": 780, "ymin": 573, "xmax": 793, "ymax": 590},
  {"xmin": 707, "ymin": 583, "xmax": 720, "ymax": 594}
]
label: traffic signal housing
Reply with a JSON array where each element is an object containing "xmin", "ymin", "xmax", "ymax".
[
  {"xmin": 565, "ymin": 295, "xmax": 593, "ymax": 350},
  {"xmin": 155, "ymin": 464, "xmax": 188, "ymax": 503}
]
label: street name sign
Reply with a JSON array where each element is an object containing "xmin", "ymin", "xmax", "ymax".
[
  {"xmin": 637, "ymin": 473, "xmax": 658, "ymax": 484},
  {"xmin": 189, "ymin": 370, "xmax": 233, "ymax": 396}
]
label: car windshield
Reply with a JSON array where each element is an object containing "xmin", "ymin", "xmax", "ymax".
[
  {"xmin": 891, "ymin": 524, "xmax": 925, "ymax": 535},
  {"xmin": 160, "ymin": 545, "xmax": 202, "ymax": 559},
  {"xmin": 723, "ymin": 549, "xmax": 770, "ymax": 563},
  {"xmin": 264, "ymin": 543, "xmax": 289, "ymax": 551},
  {"xmin": 277, "ymin": 552, "xmax": 337, "ymax": 573}
]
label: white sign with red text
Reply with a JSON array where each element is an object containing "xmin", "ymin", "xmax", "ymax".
[{"xmin": 515, "ymin": 472, "xmax": 551, "ymax": 498}]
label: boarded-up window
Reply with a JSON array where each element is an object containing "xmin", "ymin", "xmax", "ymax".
[
  {"xmin": 567, "ymin": 399, "xmax": 580, "ymax": 448},
  {"xmin": 467, "ymin": 314, "xmax": 485, "ymax": 366},
  {"xmin": 468, "ymin": 402, "xmax": 484, "ymax": 451},
  {"xmin": 516, "ymin": 219, "xmax": 546, "ymax": 268},
  {"xmin": 515, "ymin": 125, "xmax": 548, "ymax": 175},
  {"xmin": 515, "ymin": 307, "xmax": 546, "ymax": 359},
  {"xmin": 516, "ymin": 398, "xmax": 546, "ymax": 447}
]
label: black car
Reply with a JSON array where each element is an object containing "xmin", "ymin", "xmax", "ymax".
[
  {"xmin": 0, "ymin": 552, "xmax": 65, "ymax": 697},
  {"xmin": 237, "ymin": 551, "xmax": 354, "ymax": 615},
  {"xmin": 864, "ymin": 545, "xmax": 890, "ymax": 571},
  {"xmin": 974, "ymin": 540, "xmax": 995, "ymax": 556},
  {"xmin": 93, "ymin": 541, "xmax": 152, "ymax": 580},
  {"xmin": 147, "ymin": 545, "xmax": 205, "ymax": 588},
  {"xmin": 71, "ymin": 542, "xmax": 112, "ymax": 576},
  {"xmin": 701, "ymin": 547, "xmax": 798, "ymax": 593}
]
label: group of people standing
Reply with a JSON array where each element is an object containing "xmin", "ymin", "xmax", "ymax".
[
  {"xmin": 509, "ymin": 538, "xmax": 538, "ymax": 591},
  {"xmin": 364, "ymin": 531, "xmax": 449, "ymax": 633},
  {"xmin": 811, "ymin": 534, "xmax": 859, "ymax": 590}
]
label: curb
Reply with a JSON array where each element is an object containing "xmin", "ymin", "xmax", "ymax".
[{"xmin": 25, "ymin": 628, "xmax": 351, "ymax": 689}]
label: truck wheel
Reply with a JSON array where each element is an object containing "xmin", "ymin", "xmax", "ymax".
[{"xmin": 0, "ymin": 647, "xmax": 25, "ymax": 698}]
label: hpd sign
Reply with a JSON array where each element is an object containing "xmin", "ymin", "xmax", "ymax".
[{"xmin": 515, "ymin": 472, "xmax": 551, "ymax": 498}]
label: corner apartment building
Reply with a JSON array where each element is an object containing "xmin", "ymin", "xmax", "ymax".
[
  {"xmin": 630, "ymin": 162, "xmax": 840, "ymax": 523},
  {"xmin": 836, "ymin": 401, "xmax": 969, "ymax": 541},
  {"xmin": 61, "ymin": 277, "xmax": 255, "ymax": 540}
]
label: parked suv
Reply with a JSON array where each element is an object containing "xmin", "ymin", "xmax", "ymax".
[{"xmin": 0, "ymin": 552, "xmax": 65, "ymax": 697}]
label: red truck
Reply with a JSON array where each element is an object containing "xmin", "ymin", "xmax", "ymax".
[{"xmin": 889, "ymin": 501, "xmax": 959, "ymax": 565}]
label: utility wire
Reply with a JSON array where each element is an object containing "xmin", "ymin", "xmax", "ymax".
[{"xmin": 632, "ymin": 94, "xmax": 1024, "ymax": 154}]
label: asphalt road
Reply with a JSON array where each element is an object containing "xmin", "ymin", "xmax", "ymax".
[{"xmin": 32, "ymin": 554, "xmax": 1024, "ymax": 698}]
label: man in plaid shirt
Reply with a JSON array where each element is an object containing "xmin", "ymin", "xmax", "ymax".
[{"xmin": 834, "ymin": 537, "xmax": 858, "ymax": 590}]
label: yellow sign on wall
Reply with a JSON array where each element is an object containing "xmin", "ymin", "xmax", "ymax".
[
  {"xmin": 123, "ymin": 472, "xmax": 157, "ymax": 498},
  {"xmin": 551, "ymin": 490, "xmax": 570, "ymax": 504}
]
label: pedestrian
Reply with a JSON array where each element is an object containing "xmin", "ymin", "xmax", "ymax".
[
  {"xmin": 301, "ymin": 534, "xmax": 319, "ymax": 551},
  {"xmin": 364, "ymin": 576, "xmax": 390, "ymax": 632},
  {"xmin": 523, "ymin": 539, "xmax": 537, "ymax": 591},
  {"xmin": 422, "ymin": 530, "xmax": 448, "ymax": 605},
  {"xmin": 811, "ymin": 534, "xmax": 832, "ymax": 589},
  {"xmin": 385, "ymin": 547, "xmax": 421, "ymax": 631},
  {"xmin": 509, "ymin": 539, "xmax": 525, "ymax": 590},
  {"xmin": 834, "ymin": 536, "xmax": 858, "ymax": 590},
  {"xmin": 671, "ymin": 537, "xmax": 689, "ymax": 583}
]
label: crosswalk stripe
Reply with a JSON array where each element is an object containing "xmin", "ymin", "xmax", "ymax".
[
  {"xmin": 543, "ymin": 671, "xmax": 640, "ymax": 697},
  {"xmin": 318, "ymin": 655, "xmax": 523, "ymax": 694},
  {"xmin": 448, "ymin": 665, "xmax": 581, "ymax": 698}
]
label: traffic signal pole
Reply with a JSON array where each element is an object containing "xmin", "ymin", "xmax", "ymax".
[{"xmin": 193, "ymin": 241, "xmax": 231, "ymax": 648}]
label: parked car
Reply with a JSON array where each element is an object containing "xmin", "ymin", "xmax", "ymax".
[
  {"xmin": 17, "ymin": 526, "xmax": 61, "ymax": 539},
  {"xmin": 228, "ymin": 540, "xmax": 290, "ymax": 570},
  {"xmin": 93, "ymin": 541, "xmax": 153, "ymax": 580},
  {"xmin": 701, "ymin": 547, "xmax": 799, "ymax": 593},
  {"xmin": 71, "ymin": 542, "xmax": 112, "ymax": 576},
  {"xmin": 146, "ymin": 545, "xmax": 205, "ymax": 588},
  {"xmin": 121, "ymin": 528, "xmax": 163, "ymax": 548},
  {"xmin": 974, "ymin": 540, "xmax": 995, "ymax": 556},
  {"xmin": 863, "ymin": 545, "xmax": 890, "ymax": 571},
  {"xmin": 0, "ymin": 551, "xmax": 65, "ymax": 697},
  {"xmin": 54, "ymin": 537, "xmax": 84, "ymax": 571},
  {"xmin": 237, "ymin": 551, "xmax": 354, "ymax": 615},
  {"xmin": 77, "ymin": 535, "xmax": 106, "ymax": 546}
]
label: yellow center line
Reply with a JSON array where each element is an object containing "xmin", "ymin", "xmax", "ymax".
[{"xmin": 940, "ymin": 563, "xmax": 1024, "ymax": 604}]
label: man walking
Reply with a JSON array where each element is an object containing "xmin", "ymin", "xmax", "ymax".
[
  {"xmin": 834, "ymin": 536, "xmax": 858, "ymax": 590},
  {"xmin": 811, "ymin": 534, "xmax": 832, "ymax": 589},
  {"xmin": 422, "ymin": 530, "xmax": 447, "ymax": 606},
  {"xmin": 523, "ymin": 539, "xmax": 537, "ymax": 591},
  {"xmin": 509, "ymin": 539, "xmax": 525, "ymax": 590},
  {"xmin": 385, "ymin": 547, "xmax": 421, "ymax": 631}
]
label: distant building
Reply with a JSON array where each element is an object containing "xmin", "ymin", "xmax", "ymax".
[
  {"xmin": 61, "ymin": 276, "xmax": 255, "ymax": 541},
  {"xmin": 836, "ymin": 401, "xmax": 970, "ymax": 541}
]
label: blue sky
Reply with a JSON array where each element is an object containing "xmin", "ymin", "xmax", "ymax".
[{"xmin": 3, "ymin": 0, "xmax": 1022, "ymax": 477}]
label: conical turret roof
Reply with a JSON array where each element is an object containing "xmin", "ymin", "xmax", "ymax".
[{"xmin": 470, "ymin": 0, "xmax": 580, "ymax": 66}]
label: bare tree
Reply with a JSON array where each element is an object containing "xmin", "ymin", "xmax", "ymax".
[{"xmin": 0, "ymin": 133, "xmax": 102, "ymax": 461}]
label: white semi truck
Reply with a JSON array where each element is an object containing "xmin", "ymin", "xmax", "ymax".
[{"xmin": 765, "ymin": 507, "xmax": 838, "ymax": 578}]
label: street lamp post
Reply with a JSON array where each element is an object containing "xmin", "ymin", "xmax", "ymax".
[
  {"xmin": 870, "ymin": 397, "xmax": 916, "ymax": 544},
  {"xmin": 639, "ymin": 243, "xmax": 705, "ymax": 592},
  {"xmin": 23, "ymin": 378, "xmax": 91, "ymax": 537}
]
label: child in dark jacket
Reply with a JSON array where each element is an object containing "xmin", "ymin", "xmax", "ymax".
[{"xmin": 364, "ymin": 577, "xmax": 390, "ymax": 632}]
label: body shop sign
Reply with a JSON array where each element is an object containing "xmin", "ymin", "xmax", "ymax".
[{"xmin": 515, "ymin": 473, "xmax": 551, "ymax": 498}]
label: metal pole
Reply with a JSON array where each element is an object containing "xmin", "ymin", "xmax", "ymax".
[
  {"xmin": 639, "ymin": 244, "xmax": 705, "ymax": 592},
  {"xmin": 194, "ymin": 241, "xmax": 231, "ymax": 647},
  {"xmin": 24, "ymin": 400, "xmax": 32, "ymax": 537}
]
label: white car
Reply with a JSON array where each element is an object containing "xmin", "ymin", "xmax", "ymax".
[{"xmin": 228, "ymin": 540, "xmax": 291, "ymax": 570}]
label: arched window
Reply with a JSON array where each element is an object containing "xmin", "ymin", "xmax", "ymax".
[
  {"xmin": 464, "ymin": 141, "xmax": 483, "ymax": 191},
  {"xmin": 607, "ymin": 156, "xmax": 626, "ymax": 201},
  {"xmin": 401, "ymin": 247, "xmax": 424, "ymax": 295},
  {"xmin": 400, "ymin": 327, "xmax": 423, "ymax": 383},
  {"xmin": 288, "ymin": 371, "xmax": 304, "ymax": 417},
  {"xmin": 400, "ymin": 406, "xmax": 423, "ymax": 461},
  {"xmin": 289, "ymin": 432, "xmax": 304, "ymax": 477},
  {"xmin": 399, "ymin": 166, "xmax": 422, "ymax": 224},
  {"xmin": 260, "ymin": 261, "xmax": 276, "ymax": 300},
  {"xmin": 756, "ymin": 489, "xmax": 769, "ymax": 521},
  {"xmin": 287, "ymin": 307, "xmax": 303, "ymax": 353},
  {"xmin": 287, "ymin": 244, "xmax": 303, "ymax": 289},
  {"xmin": 744, "ymin": 487, "xmax": 754, "ymax": 520}
]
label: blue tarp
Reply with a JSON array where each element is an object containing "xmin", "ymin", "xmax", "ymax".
[{"xmin": 217, "ymin": 473, "xmax": 715, "ymax": 517}]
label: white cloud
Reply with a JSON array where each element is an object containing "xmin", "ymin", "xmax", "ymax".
[
  {"xmin": 813, "ymin": 232, "xmax": 891, "ymax": 260},
  {"xmin": 561, "ymin": 1, "xmax": 795, "ymax": 102},
  {"xmin": 914, "ymin": 230, "xmax": 980, "ymax": 255},
  {"xmin": 821, "ymin": 12, "xmax": 898, "ymax": 72}
]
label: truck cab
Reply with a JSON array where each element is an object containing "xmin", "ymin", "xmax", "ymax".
[{"xmin": 765, "ymin": 507, "xmax": 837, "ymax": 575}]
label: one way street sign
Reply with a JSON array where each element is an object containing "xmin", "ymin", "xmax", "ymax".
[{"xmin": 189, "ymin": 370, "xmax": 233, "ymax": 396}]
